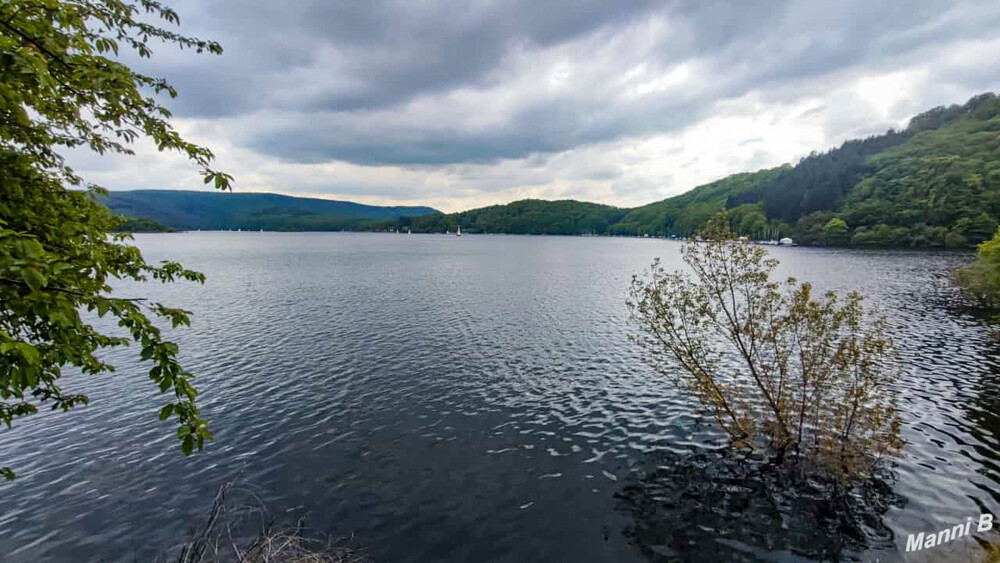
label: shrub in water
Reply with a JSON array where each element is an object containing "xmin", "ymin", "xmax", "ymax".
[{"xmin": 627, "ymin": 215, "xmax": 902, "ymax": 482}]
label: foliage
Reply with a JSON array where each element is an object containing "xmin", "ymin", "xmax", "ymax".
[
  {"xmin": 954, "ymin": 227, "xmax": 1000, "ymax": 310},
  {"xmin": 850, "ymin": 224, "xmax": 911, "ymax": 247},
  {"xmin": 614, "ymin": 167, "xmax": 790, "ymax": 237},
  {"xmin": 103, "ymin": 190, "xmax": 437, "ymax": 231},
  {"xmin": 376, "ymin": 168, "xmax": 792, "ymax": 238},
  {"xmin": 837, "ymin": 94, "xmax": 1000, "ymax": 247},
  {"xmin": 729, "ymin": 205, "xmax": 768, "ymax": 238},
  {"xmin": 945, "ymin": 231, "xmax": 970, "ymax": 248},
  {"xmin": 760, "ymin": 130, "xmax": 912, "ymax": 223},
  {"xmin": 114, "ymin": 216, "xmax": 175, "ymax": 233},
  {"xmin": 0, "ymin": 0, "xmax": 231, "ymax": 188},
  {"xmin": 627, "ymin": 216, "xmax": 902, "ymax": 481},
  {"xmin": 822, "ymin": 217, "xmax": 850, "ymax": 245},
  {"xmin": 393, "ymin": 199, "xmax": 627, "ymax": 235},
  {"xmin": 1, "ymin": 0, "xmax": 229, "ymax": 479},
  {"xmin": 749, "ymin": 93, "xmax": 1000, "ymax": 247},
  {"xmin": 983, "ymin": 543, "xmax": 1000, "ymax": 563}
]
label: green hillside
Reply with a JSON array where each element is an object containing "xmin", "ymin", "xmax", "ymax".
[
  {"xmin": 100, "ymin": 190, "xmax": 438, "ymax": 231},
  {"xmin": 610, "ymin": 166, "xmax": 790, "ymax": 237},
  {"xmin": 381, "ymin": 92, "xmax": 1000, "ymax": 247},
  {"xmin": 397, "ymin": 199, "xmax": 627, "ymax": 235},
  {"xmin": 113, "ymin": 217, "xmax": 175, "ymax": 233}
]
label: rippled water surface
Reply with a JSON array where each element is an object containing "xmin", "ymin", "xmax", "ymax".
[{"xmin": 1, "ymin": 233, "xmax": 997, "ymax": 563}]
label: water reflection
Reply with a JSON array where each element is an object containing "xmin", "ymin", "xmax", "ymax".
[
  {"xmin": 0, "ymin": 234, "xmax": 994, "ymax": 563},
  {"xmin": 964, "ymin": 341, "xmax": 1000, "ymax": 510},
  {"xmin": 616, "ymin": 450, "xmax": 902, "ymax": 563}
]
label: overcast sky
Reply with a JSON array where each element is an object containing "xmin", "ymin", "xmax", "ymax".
[{"xmin": 71, "ymin": 0, "xmax": 1000, "ymax": 212}]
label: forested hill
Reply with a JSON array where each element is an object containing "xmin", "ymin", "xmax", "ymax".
[
  {"xmin": 101, "ymin": 190, "xmax": 438, "ymax": 231},
  {"xmin": 384, "ymin": 92, "xmax": 1000, "ymax": 247},
  {"xmin": 393, "ymin": 199, "xmax": 628, "ymax": 235}
]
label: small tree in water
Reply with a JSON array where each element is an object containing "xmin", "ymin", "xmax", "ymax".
[
  {"xmin": 627, "ymin": 216, "xmax": 902, "ymax": 481},
  {"xmin": 954, "ymin": 226, "xmax": 1000, "ymax": 314}
]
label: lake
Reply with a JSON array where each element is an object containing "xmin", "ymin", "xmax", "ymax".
[{"xmin": 0, "ymin": 233, "xmax": 996, "ymax": 563}]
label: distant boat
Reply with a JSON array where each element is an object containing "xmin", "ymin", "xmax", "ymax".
[
  {"xmin": 456, "ymin": 225, "xmax": 462, "ymax": 237},
  {"xmin": 259, "ymin": 228, "xmax": 263, "ymax": 232},
  {"xmin": 408, "ymin": 228, "xmax": 412, "ymax": 235}
]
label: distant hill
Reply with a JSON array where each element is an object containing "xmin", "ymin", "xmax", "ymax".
[
  {"xmin": 610, "ymin": 166, "xmax": 790, "ymax": 237},
  {"xmin": 394, "ymin": 199, "xmax": 627, "ymax": 235},
  {"xmin": 100, "ymin": 190, "xmax": 438, "ymax": 231},
  {"xmin": 113, "ymin": 217, "xmax": 175, "ymax": 233},
  {"xmin": 381, "ymin": 92, "xmax": 1000, "ymax": 247}
]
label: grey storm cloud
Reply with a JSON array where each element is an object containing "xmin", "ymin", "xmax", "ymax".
[
  {"xmin": 154, "ymin": 0, "xmax": 663, "ymax": 115},
  {"xmin": 244, "ymin": 95, "xmax": 705, "ymax": 165},
  {"xmin": 142, "ymin": 0, "xmax": 1000, "ymax": 167}
]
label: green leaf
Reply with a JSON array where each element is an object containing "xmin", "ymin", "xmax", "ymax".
[
  {"xmin": 158, "ymin": 404, "xmax": 173, "ymax": 421},
  {"xmin": 21, "ymin": 239, "xmax": 43, "ymax": 258},
  {"xmin": 20, "ymin": 267, "xmax": 46, "ymax": 292},
  {"xmin": 16, "ymin": 343, "xmax": 40, "ymax": 365}
]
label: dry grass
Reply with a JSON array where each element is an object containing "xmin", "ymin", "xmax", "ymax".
[
  {"xmin": 982, "ymin": 542, "xmax": 1000, "ymax": 563},
  {"xmin": 170, "ymin": 477, "xmax": 366, "ymax": 563}
]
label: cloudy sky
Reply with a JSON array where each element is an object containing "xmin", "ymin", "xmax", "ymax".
[{"xmin": 72, "ymin": 0, "xmax": 1000, "ymax": 212}]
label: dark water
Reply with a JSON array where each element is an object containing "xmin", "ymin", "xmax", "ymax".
[{"xmin": 0, "ymin": 233, "xmax": 997, "ymax": 563}]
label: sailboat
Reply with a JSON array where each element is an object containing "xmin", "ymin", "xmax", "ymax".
[{"xmin": 456, "ymin": 225, "xmax": 462, "ymax": 237}]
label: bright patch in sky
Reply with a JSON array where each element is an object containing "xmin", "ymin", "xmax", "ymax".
[{"xmin": 70, "ymin": 0, "xmax": 1000, "ymax": 212}]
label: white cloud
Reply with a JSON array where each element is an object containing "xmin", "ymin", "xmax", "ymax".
[{"xmin": 66, "ymin": 1, "xmax": 1000, "ymax": 213}]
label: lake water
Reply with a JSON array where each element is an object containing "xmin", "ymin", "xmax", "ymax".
[{"xmin": 0, "ymin": 233, "xmax": 996, "ymax": 563}]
